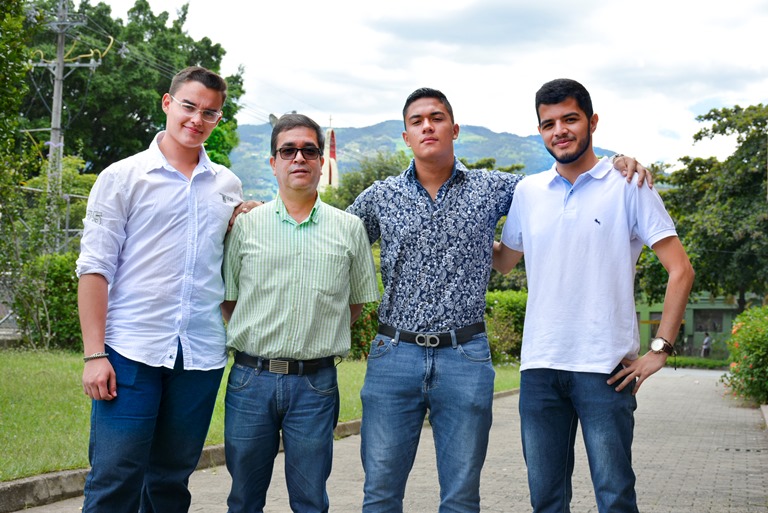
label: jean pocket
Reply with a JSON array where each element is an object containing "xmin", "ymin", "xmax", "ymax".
[
  {"xmin": 226, "ymin": 364, "xmax": 257, "ymax": 392},
  {"xmin": 305, "ymin": 367, "xmax": 338, "ymax": 396},
  {"xmin": 457, "ymin": 334, "xmax": 492, "ymax": 363},
  {"xmin": 367, "ymin": 334, "xmax": 395, "ymax": 360}
]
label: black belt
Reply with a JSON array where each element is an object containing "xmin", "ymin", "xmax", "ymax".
[
  {"xmin": 234, "ymin": 351, "xmax": 335, "ymax": 375},
  {"xmin": 377, "ymin": 322, "xmax": 485, "ymax": 349}
]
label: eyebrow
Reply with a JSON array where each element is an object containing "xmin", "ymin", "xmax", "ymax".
[
  {"xmin": 408, "ymin": 110, "xmax": 445, "ymax": 122},
  {"xmin": 278, "ymin": 142, "xmax": 320, "ymax": 148},
  {"xmin": 178, "ymin": 97, "xmax": 219, "ymax": 111},
  {"xmin": 539, "ymin": 111, "xmax": 581, "ymax": 126}
]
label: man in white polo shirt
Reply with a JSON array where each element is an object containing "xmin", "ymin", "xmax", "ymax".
[{"xmin": 493, "ymin": 78, "xmax": 694, "ymax": 513}]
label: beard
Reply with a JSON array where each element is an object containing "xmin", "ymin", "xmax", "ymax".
[{"xmin": 546, "ymin": 130, "xmax": 591, "ymax": 165}]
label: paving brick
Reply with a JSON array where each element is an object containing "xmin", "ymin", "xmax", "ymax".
[{"xmin": 13, "ymin": 368, "xmax": 768, "ymax": 512}]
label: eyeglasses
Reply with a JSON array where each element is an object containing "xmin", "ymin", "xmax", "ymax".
[
  {"xmin": 168, "ymin": 95, "xmax": 221, "ymax": 123},
  {"xmin": 276, "ymin": 146, "xmax": 322, "ymax": 160}
]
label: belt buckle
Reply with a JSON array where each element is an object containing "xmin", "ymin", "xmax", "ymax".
[
  {"xmin": 415, "ymin": 333, "xmax": 440, "ymax": 348},
  {"xmin": 269, "ymin": 360, "xmax": 290, "ymax": 374}
]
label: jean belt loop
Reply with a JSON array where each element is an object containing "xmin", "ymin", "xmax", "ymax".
[
  {"xmin": 394, "ymin": 329, "xmax": 401, "ymax": 345},
  {"xmin": 298, "ymin": 360, "xmax": 305, "ymax": 376},
  {"xmin": 256, "ymin": 357, "xmax": 263, "ymax": 374},
  {"xmin": 450, "ymin": 329, "xmax": 458, "ymax": 348}
]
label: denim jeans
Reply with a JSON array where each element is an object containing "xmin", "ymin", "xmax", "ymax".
[
  {"xmin": 82, "ymin": 344, "xmax": 224, "ymax": 513},
  {"xmin": 360, "ymin": 332, "xmax": 495, "ymax": 513},
  {"xmin": 224, "ymin": 362, "xmax": 339, "ymax": 513},
  {"xmin": 519, "ymin": 367, "xmax": 639, "ymax": 513}
]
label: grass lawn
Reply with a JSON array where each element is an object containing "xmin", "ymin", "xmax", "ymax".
[{"xmin": 0, "ymin": 350, "xmax": 520, "ymax": 482}]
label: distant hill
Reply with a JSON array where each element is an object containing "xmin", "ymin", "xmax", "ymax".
[{"xmin": 230, "ymin": 121, "xmax": 615, "ymax": 200}]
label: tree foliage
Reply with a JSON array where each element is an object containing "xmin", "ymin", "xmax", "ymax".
[
  {"xmin": 21, "ymin": 0, "xmax": 243, "ymax": 172},
  {"xmin": 321, "ymin": 150, "xmax": 411, "ymax": 210},
  {"xmin": 658, "ymin": 104, "xmax": 768, "ymax": 312},
  {"xmin": 459, "ymin": 156, "xmax": 524, "ymax": 174}
]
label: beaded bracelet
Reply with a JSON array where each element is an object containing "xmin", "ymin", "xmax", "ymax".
[{"xmin": 83, "ymin": 352, "xmax": 110, "ymax": 362}]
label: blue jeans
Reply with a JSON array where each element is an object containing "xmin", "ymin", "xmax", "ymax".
[
  {"xmin": 361, "ymin": 332, "xmax": 495, "ymax": 513},
  {"xmin": 519, "ymin": 367, "xmax": 639, "ymax": 513},
  {"xmin": 224, "ymin": 361, "xmax": 339, "ymax": 513},
  {"xmin": 82, "ymin": 344, "xmax": 224, "ymax": 513}
]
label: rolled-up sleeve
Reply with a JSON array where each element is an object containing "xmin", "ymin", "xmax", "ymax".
[{"xmin": 76, "ymin": 167, "xmax": 128, "ymax": 282}]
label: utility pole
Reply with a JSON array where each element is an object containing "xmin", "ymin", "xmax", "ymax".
[{"xmin": 32, "ymin": 0, "xmax": 100, "ymax": 249}]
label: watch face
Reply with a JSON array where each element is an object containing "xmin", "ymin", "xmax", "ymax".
[{"xmin": 650, "ymin": 339, "xmax": 663, "ymax": 351}]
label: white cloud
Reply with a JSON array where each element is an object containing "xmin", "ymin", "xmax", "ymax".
[{"xmin": 89, "ymin": 0, "xmax": 768, "ymax": 168}]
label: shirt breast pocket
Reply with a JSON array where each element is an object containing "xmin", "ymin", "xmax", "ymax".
[
  {"xmin": 309, "ymin": 253, "xmax": 348, "ymax": 296},
  {"xmin": 207, "ymin": 200, "xmax": 235, "ymax": 243}
]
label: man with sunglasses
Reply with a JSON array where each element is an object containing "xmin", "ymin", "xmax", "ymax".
[
  {"xmin": 221, "ymin": 113, "xmax": 379, "ymax": 512},
  {"xmin": 76, "ymin": 66, "xmax": 243, "ymax": 512}
]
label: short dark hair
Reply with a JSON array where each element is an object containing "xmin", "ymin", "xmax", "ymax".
[
  {"xmin": 169, "ymin": 66, "xmax": 228, "ymax": 104},
  {"xmin": 270, "ymin": 113, "xmax": 325, "ymax": 156},
  {"xmin": 402, "ymin": 87, "xmax": 455, "ymax": 128},
  {"xmin": 535, "ymin": 78, "xmax": 593, "ymax": 124}
]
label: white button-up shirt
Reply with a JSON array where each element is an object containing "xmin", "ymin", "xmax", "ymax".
[{"xmin": 76, "ymin": 132, "xmax": 243, "ymax": 370}]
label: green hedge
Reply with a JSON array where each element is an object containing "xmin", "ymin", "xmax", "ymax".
[
  {"xmin": 347, "ymin": 290, "xmax": 529, "ymax": 362},
  {"xmin": 485, "ymin": 290, "xmax": 527, "ymax": 363},
  {"xmin": 721, "ymin": 305, "xmax": 768, "ymax": 404},
  {"xmin": 12, "ymin": 251, "xmax": 81, "ymax": 350}
]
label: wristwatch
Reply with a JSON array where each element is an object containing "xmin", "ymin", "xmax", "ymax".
[{"xmin": 649, "ymin": 337, "xmax": 674, "ymax": 355}]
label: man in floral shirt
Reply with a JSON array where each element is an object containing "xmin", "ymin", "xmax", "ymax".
[{"xmin": 348, "ymin": 87, "xmax": 648, "ymax": 512}]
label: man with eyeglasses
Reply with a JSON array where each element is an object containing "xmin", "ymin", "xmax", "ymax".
[
  {"xmin": 221, "ymin": 113, "xmax": 379, "ymax": 512},
  {"xmin": 347, "ymin": 87, "xmax": 652, "ymax": 512},
  {"xmin": 76, "ymin": 66, "xmax": 244, "ymax": 513}
]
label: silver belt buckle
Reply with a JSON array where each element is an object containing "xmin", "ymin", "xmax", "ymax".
[
  {"xmin": 269, "ymin": 360, "xmax": 290, "ymax": 374},
  {"xmin": 415, "ymin": 333, "xmax": 440, "ymax": 348}
]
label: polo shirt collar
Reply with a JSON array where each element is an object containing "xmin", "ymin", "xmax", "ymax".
[{"xmin": 544, "ymin": 156, "xmax": 613, "ymax": 186}]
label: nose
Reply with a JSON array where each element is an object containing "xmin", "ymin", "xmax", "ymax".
[
  {"xmin": 189, "ymin": 109, "xmax": 204, "ymax": 124},
  {"xmin": 553, "ymin": 120, "xmax": 569, "ymax": 135}
]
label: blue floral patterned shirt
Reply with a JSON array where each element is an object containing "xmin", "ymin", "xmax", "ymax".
[{"xmin": 347, "ymin": 157, "xmax": 523, "ymax": 332}]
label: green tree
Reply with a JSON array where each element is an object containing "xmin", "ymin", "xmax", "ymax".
[
  {"xmin": 321, "ymin": 150, "xmax": 411, "ymax": 210},
  {"xmin": 21, "ymin": 0, "xmax": 242, "ymax": 172},
  {"xmin": 459, "ymin": 157, "xmax": 524, "ymax": 174},
  {"xmin": 0, "ymin": 0, "xmax": 42, "ymax": 327},
  {"xmin": 660, "ymin": 104, "xmax": 768, "ymax": 313}
]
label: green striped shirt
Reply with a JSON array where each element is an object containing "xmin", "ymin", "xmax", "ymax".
[{"xmin": 223, "ymin": 195, "xmax": 379, "ymax": 359}]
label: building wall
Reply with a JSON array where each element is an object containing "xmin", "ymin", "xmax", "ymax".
[{"xmin": 635, "ymin": 293, "xmax": 759, "ymax": 359}]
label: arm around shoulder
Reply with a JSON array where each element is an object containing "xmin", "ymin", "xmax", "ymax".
[{"xmin": 492, "ymin": 241, "xmax": 523, "ymax": 275}]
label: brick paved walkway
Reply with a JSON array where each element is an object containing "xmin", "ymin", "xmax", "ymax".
[{"xmin": 16, "ymin": 368, "xmax": 768, "ymax": 512}]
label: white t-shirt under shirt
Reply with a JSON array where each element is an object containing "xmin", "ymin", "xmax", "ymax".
[{"xmin": 501, "ymin": 157, "xmax": 677, "ymax": 374}]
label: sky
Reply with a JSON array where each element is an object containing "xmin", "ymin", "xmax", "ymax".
[{"xmin": 91, "ymin": 0, "xmax": 768, "ymax": 170}]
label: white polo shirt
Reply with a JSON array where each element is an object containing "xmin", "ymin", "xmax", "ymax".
[{"xmin": 501, "ymin": 157, "xmax": 677, "ymax": 373}]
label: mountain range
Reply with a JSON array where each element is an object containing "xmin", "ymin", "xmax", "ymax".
[{"xmin": 230, "ymin": 120, "xmax": 615, "ymax": 200}]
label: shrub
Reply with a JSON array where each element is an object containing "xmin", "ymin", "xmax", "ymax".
[
  {"xmin": 12, "ymin": 251, "xmax": 81, "ymax": 350},
  {"xmin": 485, "ymin": 290, "xmax": 527, "ymax": 363},
  {"xmin": 721, "ymin": 305, "xmax": 768, "ymax": 404},
  {"xmin": 346, "ymin": 289, "xmax": 529, "ymax": 362},
  {"xmin": 349, "ymin": 301, "xmax": 379, "ymax": 359}
]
